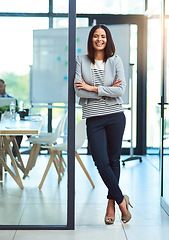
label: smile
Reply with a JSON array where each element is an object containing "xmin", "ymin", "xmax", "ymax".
[{"xmin": 96, "ymin": 42, "xmax": 104, "ymax": 47}]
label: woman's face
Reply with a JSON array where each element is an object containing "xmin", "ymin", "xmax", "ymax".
[{"xmin": 92, "ymin": 27, "xmax": 107, "ymax": 52}]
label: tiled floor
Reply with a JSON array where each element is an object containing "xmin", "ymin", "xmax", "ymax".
[{"xmin": 0, "ymin": 154, "xmax": 169, "ymax": 240}]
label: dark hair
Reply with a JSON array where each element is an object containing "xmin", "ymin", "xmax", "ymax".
[
  {"xmin": 0, "ymin": 79, "xmax": 5, "ymax": 85},
  {"xmin": 87, "ymin": 24, "xmax": 116, "ymax": 64}
]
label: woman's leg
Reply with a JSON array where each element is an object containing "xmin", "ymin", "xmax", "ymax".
[
  {"xmin": 86, "ymin": 114, "xmax": 124, "ymax": 204},
  {"xmin": 106, "ymin": 112, "xmax": 126, "ymax": 200},
  {"xmin": 87, "ymin": 113, "xmax": 132, "ymax": 223}
]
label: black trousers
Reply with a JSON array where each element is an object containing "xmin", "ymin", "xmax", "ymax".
[{"xmin": 86, "ymin": 112, "xmax": 126, "ymax": 204}]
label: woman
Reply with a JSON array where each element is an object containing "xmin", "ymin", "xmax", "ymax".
[{"xmin": 74, "ymin": 24, "xmax": 132, "ymax": 224}]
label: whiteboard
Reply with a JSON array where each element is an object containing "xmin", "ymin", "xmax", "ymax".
[{"xmin": 31, "ymin": 24, "xmax": 130, "ymax": 104}]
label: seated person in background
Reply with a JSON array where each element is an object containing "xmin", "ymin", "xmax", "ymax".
[
  {"xmin": 0, "ymin": 78, "xmax": 22, "ymax": 157},
  {"xmin": 0, "ymin": 79, "xmax": 13, "ymax": 98}
]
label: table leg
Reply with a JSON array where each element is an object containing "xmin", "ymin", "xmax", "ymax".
[
  {"xmin": 0, "ymin": 158, "xmax": 2, "ymax": 181},
  {"xmin": 12, "ymin": 137, "xmax": 25, "ymax": 173},
  {"xmin": 23, "ymin": 143, "xmax": 41, "ymax": 179},
  {"xmin": 0, "ymin": 136, "xmax": 24, "ymax": 189},
  {"xmin": 0, "ymin": 136, "xmax": 5, "ymax": 181}
]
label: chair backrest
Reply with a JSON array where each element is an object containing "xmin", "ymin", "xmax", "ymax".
[
  {"xmin": 49, "ymin": 112, "xmax": 67, "ymax": 144},
  {"xmin": 75, "ymin": 119, "xmax": 86, "ymax": 150}
]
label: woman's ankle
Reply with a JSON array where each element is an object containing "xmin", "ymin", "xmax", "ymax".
[{"xmin": 106, "ymin": 199, "xmax": 115, "ymax": 216}]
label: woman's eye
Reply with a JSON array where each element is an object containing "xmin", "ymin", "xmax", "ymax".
[{"xmin": 93, "ymin": 35, "xmax": 106, "ymax": 38}]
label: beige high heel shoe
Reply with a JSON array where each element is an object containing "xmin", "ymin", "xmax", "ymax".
[
  {"xmin": 104, "ymin": 215, "xmax": 115, "ymax": 225},
  {"xmin": 105, "ymin": 200, "xmax": 115, "ymax": 224},
  {"xmin": 121, "ymin": 195, "xmax": 133, "ymax": 223}
]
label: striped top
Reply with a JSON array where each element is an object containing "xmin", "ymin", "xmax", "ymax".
[{"xmin": 82, "ymin": 60, "xmax": 123, "ymax": 119}]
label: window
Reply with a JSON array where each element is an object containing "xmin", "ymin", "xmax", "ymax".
[
  {"xmin": 0, "ymin": 17, "xmax": 48, "ymax": 106},
  {"xmin": 76, "ymin": 0, "xmax": 145, "ymax": 14},
  {"xmin": 0, "ymin": 0, "xmax": 49, "ymax": 13}
]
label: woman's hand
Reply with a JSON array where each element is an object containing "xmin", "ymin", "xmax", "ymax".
[
  {"xmin": 75, "ymin": 77, "xmax": 98, "ymax": 92},
  {"xmin": 112, "ymin": 76, "xmax": 122, "ymax": 87}
]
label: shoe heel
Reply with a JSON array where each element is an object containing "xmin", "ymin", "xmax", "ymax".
[
  {"xmin": 121, "ymin": 195, "xmax": 133, "ymax": 223},
  {"xmin": 124, "ymin": 195, "xmax": 133, "ymax": 208},
  {"xmin": 129, "ymin": 202, "xmax": 133, "ymax": 208}
]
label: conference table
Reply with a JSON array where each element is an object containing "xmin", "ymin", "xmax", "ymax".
[{"xmin": 0, "ymin": 115, "xmax": 43, "ymax": 188}]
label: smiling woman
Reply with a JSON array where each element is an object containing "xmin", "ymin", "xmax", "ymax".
[
  {"xmin": 87, "ymin": 25, "xmax": 116, "ymax": 64},
  {"xmin": 92, "ymin": 28, "xmax": 107, "ymax": 52},
  {"xmin": 74, "ymin": 24, "xmax": 132, "ymax": 225}
]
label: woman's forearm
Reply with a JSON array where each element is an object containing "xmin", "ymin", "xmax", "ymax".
[
  {"xmin": 91, "ymin": 86, "xmax": 98, "ymax": 93},
  {"xmin": 74, "ymin": 78, "xmax": 98, "ymax": 93},
  {"xmin": 85, "ymin": 85, "xmax": 98, "ymax": 93}
]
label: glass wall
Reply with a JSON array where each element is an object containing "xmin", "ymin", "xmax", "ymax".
[
  {"xmin": 147, "ymin": 19, "xmax": 162, "ymax": 152},
  {"xmin": 53, "ymin": 0, "xmax": 68, "ymax": 13},
  {"xmin": 161, "ymin": 15, "xmax": 169, "ymax": 214},
  {"xmin": 166, "ymin": 0, "xmax": 169, "ymax": 14},
  {"xmin": 148, "ymin": 0, "xmax": 162, "ymax": 11},
  {"xmin": 146, "ymin": 0, "xmax": 169, "ymax": 179},
  {"xmin": 147, "ymin": 1, "xmax": 162, "ymax": 160},
  {"xmin": 1, "ymin": 0, "xmax": 161, "ymax": 228},
  {"xmin": 0, "ymin": 17, "xmax": 48, "ymax": 107},
  {"xmin": 53, "ymin": 0, "xmax": 145, "ymax": 14},
  {"xmin": 0, "ymin": 0, "xmax": 49, "ymax": 12},
  {"xmin": 123, "ymin": 25, "xmax": 138, "ymax": 149},
  {"xmin": 76, "ymin": 0, "xmax": 145, "ymax": 14},
  {"xmin": 0, "ymin": 1, "xmax": 69, "ymax": 227}
]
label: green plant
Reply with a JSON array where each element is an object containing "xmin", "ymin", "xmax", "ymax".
[
  {"xmin": 0, "ymin": 105, "xmax": 9, "ymax": 113},
  {"xmin": 0, "ymin": 105, "xmax": 19, "ymax": 113}
]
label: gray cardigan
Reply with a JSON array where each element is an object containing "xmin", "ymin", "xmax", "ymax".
[{"xmin": 74, "ymin": 54, "xmax": 126, "ymax": 106}]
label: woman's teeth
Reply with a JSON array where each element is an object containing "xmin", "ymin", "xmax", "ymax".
[{"xmin": 96, "ymin": 43, "xmax": 102, "ymax": 46}]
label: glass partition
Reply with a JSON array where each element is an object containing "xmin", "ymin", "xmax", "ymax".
[
  {"xmin": 76, "ymin": 0, "xmax": 145, "ymax": 14},
  {"xmin": 0, "ymin": 0, "xmax": 72, "ymax": 228},
  {"xmin": 148, "ymin": 0, "xmax": 162, "ymax": 11},
  {"xmin": 0, "ymin": 0, "xmax": 49, "ymax": 13},
  {"xmin": 166, "ymin": 0, "xmax": 169, "ymax": 15},
  {"xmin": 161, "ymin": 16, "xmax": 169, "ymax": 213},
  {"xmin": 147, "ymin": 3, "xmax": 162, "ymax": 162},
  {"xmin": 53, "ymin": 0, "xmax": 68, "ymax": 13},
  {"xmin": 0, "ymin": 17, "xmax": 48, "ymax": 107}
]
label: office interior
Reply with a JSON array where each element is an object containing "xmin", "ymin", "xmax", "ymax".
[{"xmin": 0, "ymin": 0, "xmax": 169, "ymax": 239}]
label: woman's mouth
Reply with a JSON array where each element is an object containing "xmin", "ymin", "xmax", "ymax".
[{"xmin": 96, "ymin": 42, "xmax": 103, "ymax": 47}]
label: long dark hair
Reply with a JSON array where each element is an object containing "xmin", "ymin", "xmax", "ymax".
[{"xmin": 87, "ymin": 24, "xmax": 116, "ymax": 64}]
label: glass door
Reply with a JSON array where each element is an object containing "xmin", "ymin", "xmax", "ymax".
[
  {"xmin": 147, "ymin": 2, "xmax": 162, "ymax": 167},
  {"xmin": 0, "ymin": 0, "xmax": 76, "ymax": 230},
  {"xmin": 160, "ymin": 1, "xmax": 169, "ymax": 214}
]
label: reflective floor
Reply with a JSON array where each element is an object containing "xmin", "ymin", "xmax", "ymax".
[{"xmin": 0, "ymin": 154, "xmax": 169, "ymax": 240}]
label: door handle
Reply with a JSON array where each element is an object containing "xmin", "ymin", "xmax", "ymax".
[
  {"xmin": 158, "ymin": 100, "xmax": 169, "ymax": 118},
  {"xmin": 158, "ymin": 103, "xmax": 169, "ymax": 105}
]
